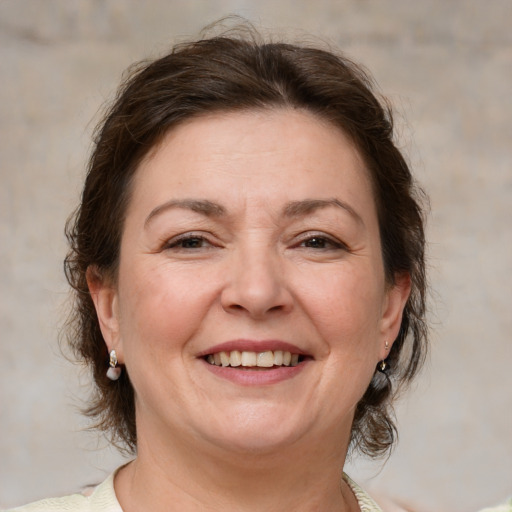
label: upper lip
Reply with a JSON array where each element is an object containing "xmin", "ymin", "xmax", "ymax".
[{"xmin": 197, "ymin": 339, "xmax": 311, "ymax": 358}]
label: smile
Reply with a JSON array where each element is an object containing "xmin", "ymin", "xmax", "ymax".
[{"xmin": 205, "ymin": 350, "xmax": 303, "ymax": 368}]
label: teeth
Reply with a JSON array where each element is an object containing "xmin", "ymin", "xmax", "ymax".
[
  {"xmin": 220, "ymin": 351, "xmax": 230, "ymax": 367},
  {"xmin": 241, "ymin": 351, "xmax": 257, "ymax": 367},
  {"xmin": 206, "ymin": 350, "xmax": 302, "ymax": 368},
  {"xmin": 229, "ymin": 350, "xmax": 242, "ymax": 367},
  {"xmin": 257, "ymin": 351, "xmax": 274, "ymax": 367}
]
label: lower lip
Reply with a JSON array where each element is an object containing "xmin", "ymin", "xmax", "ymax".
[{"xmin": 202, "ymin": 360, "xmax": 308, "ymax": 385}]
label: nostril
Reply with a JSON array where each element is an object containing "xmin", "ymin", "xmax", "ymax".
[{"xmin": 225, "ymin": 302, "xmax": 286, "ymax": 316}]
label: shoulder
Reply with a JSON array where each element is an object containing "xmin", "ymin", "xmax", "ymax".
[
  {"xmin": 2, "ymin": 471, "xmax": 122, "ymax": 512},
  {"xmin": 3, "ymin": 493, "xmax": 89, "ymax": 512},
  {"xmin": 478, "ymin": 498, "xmax": 512, "ymax": 512},
  {"xmin": 343, "ymin": 473, "xmax": 383, "ymax": 512}
]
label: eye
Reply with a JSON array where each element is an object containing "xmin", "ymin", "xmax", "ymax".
[
  {"xmin": 164, "ymin": 233, "xmax": 214, "ymax": 250},
  {"xmin": 302, "ymin": 236, "xmax": 332, "ymax": 249},
  {"xmin": 296, "ymin": 233, "xmax": 348, "ymax": 251}
]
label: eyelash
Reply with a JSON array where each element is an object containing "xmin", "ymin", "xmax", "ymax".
[
  {"xmin": 162, "ymin": 232, "xmax": 348, "ymax": 253},
  {"xmin": 295, "ymin": 233, "xmax": 349, "ymax": 251},
  {"xmin": 164, "ymin": 233, "xmax": 214, "ymax": 250}
]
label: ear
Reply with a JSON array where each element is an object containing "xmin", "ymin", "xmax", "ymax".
[
  {"xmin": 86, "ymin": 266, "xmax": 123, "ymax": 363},
  {"xmin": 379, "ymin": 272, "xmax": 411, "ymax": 359}
]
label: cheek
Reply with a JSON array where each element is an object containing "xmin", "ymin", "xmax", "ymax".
[
  {"xmin": 307, "ymin": 270, "xmax": 384, "ymax": 398},
  {"xmin": 299, "ymin": 265, "xmax": 384, "ymax": 343},
  {"xmin": 116, "ymin": 262, "xmax": 218, "ymax": 359},
  {"xmin": 298, "ymin": 265, "xmax": 385, "ymax": 403}
]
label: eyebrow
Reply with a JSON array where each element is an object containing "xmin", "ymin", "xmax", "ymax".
[
  {"xmin": 283, "ymin": 198, "xmax": 363, "ymax": 224},
  {"xmin": 144, "ymin": 197, "xmax": 363, "ymax": 228},
  {"xmin": 144, "ymin": 199, "xmax": 226, "ymax": 227}
]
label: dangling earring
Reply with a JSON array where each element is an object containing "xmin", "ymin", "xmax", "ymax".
[
  {"xmin": 377, "ymin": 341, "xmax": 390, "ymax": 373},
  {"xmin": 106, "ymin": 349, "xmax": 121, "ymax": 381},
  {"xmin": 377, "ymin": 360, "xmax": 388, "ymax": 373}
]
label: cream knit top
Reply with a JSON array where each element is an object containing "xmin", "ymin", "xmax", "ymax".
[
  {"xmin": 3, "ymin": 471, "xmax": 383, "ymax": 512},
  {"xmin": 4, "ymin": 471, "xmax": 511, "ymax": 512}
]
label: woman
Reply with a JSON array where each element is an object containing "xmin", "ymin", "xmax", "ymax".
[{"xmin": 9, "ymin": 26, "xmax": 428, "ymax": 512}]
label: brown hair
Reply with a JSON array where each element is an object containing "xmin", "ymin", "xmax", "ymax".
[{"xmin": 64, "ymin": 23, "xmax": 428, "ymax": 457}]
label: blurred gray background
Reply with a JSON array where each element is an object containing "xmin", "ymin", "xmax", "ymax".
[{"xmin": 1, "ymin": 1, "xmax": 511, "ymax": 511}]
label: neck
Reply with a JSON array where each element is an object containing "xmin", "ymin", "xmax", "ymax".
[{"xmin": 114, "ymin": 424, "xmax": 359, "ymax": 512}]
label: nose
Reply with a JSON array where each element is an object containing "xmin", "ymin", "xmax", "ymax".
[{"xmin": 220, "ymin": 246, "xmax": 293, "ymax": 319}]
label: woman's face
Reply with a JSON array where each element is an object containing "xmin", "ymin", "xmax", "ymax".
[{"xmin": 92, "ymin": 109, "xmax": 409, "ymax": 456}]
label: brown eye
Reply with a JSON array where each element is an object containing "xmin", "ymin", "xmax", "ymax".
[
  {"xmin": 300, "ymin": 236, "xmax": 344, "ymax": 250},
  {"xmin": 177, "ymin": 237, "xmax": 206, "ymax": 249},
  {"xmin": 303, "ymin": 237, "xmax": 329, "ymax": 249},
  {"xmin": 166, "ymin": 235, "xmax": 212, "ymax": 250}
]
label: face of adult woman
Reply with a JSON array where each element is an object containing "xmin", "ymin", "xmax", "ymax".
[{"xmin": 90, "ymin": 108, "xmax": 410, "ymax": 459}]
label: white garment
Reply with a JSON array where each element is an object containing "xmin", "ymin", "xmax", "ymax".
[
  {"xmin": 2, "ymin": 471, "xmax": 121, "ymax": 512},
  {"xmin": 7, "ymin": 469, "xmax": 511, "ymax": 512},
  {"xmin": 479, "ymin": 499, "xmax": 512, "ymax": 512}
]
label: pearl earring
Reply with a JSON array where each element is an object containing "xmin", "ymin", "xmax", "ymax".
[
  {"xmin": 377, "ymin": 360, "xmax": 388, "ymax": 373},
  {"xmin": 106, "ymin": 349, "xmax": 121, "ymax": 381},
  {"xmin": 377, "ymin": 341, "xmax": 390, "ymax": 373}
]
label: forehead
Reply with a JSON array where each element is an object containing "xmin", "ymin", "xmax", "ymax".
[{"xmin": 129, "ymin": 108, "xmax": 376, "ymax": 217}]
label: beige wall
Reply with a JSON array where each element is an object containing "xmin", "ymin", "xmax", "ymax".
[{"xmin": 1, "ymin": 1, "xmax": 511, "ymax": 511}]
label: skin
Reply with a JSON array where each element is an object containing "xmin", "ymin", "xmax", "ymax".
[{"xmin": 89, "ymin": 108, "xmax": 410, "ymax": 512}]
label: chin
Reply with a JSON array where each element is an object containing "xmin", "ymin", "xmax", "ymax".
[
  {"xmin": 197, "ymin": 404, "xmax": 314, "ymax": 456},
  {"xmin": 208, "ymin": 429, "xmax": 304, "ymax": 457}
]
